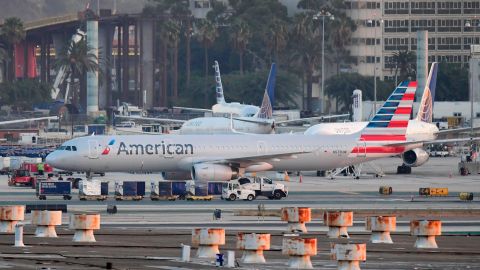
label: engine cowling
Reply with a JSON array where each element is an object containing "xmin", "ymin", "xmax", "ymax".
[
  {"xmin": 191, "ymin": 164, "xmax": 239, "ymax": 182},
  {"xmin": 402, "ymin": 148, "xmax": 429, "ymax": 167}
]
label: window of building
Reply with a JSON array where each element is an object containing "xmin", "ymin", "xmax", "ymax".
[
  {"xmin": 411, "ymin": 2, "xmax": 435, "ymax": 14},
  {"xmin": 464, "ymin": 1, "xmax": 480, "ymax": 14},
  {"xmin": 384, "ymin": 20, "xmax": 409, "ymax": 32},
  {"xmin": 437, "ymin": 1, "xmax": 462, "ymax": 14},
  {"xmin": 384, "ymin": 1, "xmax": 409, "ymax": 14}
]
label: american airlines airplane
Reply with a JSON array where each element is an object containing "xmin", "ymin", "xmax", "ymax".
[
  {"xmin": 47, "ymin": 81, "xmax": 435, "ymax": 181},
  {"xmin": 305, "ymin": 63, "xmax": 440, "ymax": 168}
]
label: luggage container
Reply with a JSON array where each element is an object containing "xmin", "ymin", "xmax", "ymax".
[
  {"xmin": 79, "ymin": 180, "xmax": 107, "ymax": 201},
  {"xmin": 379, "ymin": 186, "xmax": 393, "ymax": 195},
  {"xmin": 150, "ymin": 181, "xmax": 178, "ymax": 201},
  {"xmin": 186, "ymin": 184, "xmax": 213, "ymax": 201},
  {"xmin": 115, "ymin": 181, "xmax": 145, "ymax": 201},
  {"xmin": 36, "ymin": 181, "xmax": 72, "ymax": 200},
  {"xmin": 459, "ymin": 192, "xmax": 474, "ymax": 201},
  {"xmin": 208, "ymin": 182, "xmax": 223, "ymax": 195}
]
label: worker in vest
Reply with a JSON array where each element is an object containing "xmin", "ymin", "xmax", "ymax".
[{"xmin": 37, "ymin": 163, "xmax": 44, "ymax": 176}]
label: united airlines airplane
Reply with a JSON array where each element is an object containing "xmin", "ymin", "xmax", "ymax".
[{"xmin": 47, "ymin": 81, "xmax": 432, "ymax": 182}]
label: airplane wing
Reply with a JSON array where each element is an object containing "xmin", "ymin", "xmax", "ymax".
[
  {"xmin": 276, "ymin": 114, "xmax": 350, "ymax": 124},
  {"xmin": 193, "ymin": 149, "xmax": 313, "ymax": 168},
  {"xmin": 437, "ymin": 127, "xmax": 480, "ymax": 135},
  {"xmin": 0, "ymin": 116, "xmax": 58, "ymax": 125},
  {"xmin": 387, "ymin": 137, "xmax": 480, "ymax": 147},
  {"xmin": 115, "ymin": 115, "xmax": 186, "ymax": 124},
  {"xmin": 173, "ymin": 106, "xmax": 213, "ymax": 113},
  {"xmin": 232, "ymin": 117, "xmax": 273, "ymax": 126}
]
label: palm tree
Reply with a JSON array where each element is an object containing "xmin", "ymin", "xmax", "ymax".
[
  {"xmin": 230, "ymin": 19, "xmax": 251, "ymax": 75},
  {"xmin": 0, "ymin": 17, "xmax": 25, "ymax": 82},
  {"xmin": 165, "ymin": 21, "xmax": 181, "ymax": 101},
  {"xmin": 392, "ymin": 50, "xmax": 416, "ymax": 82},
  {"xmin": 54, "ymin": 39, "xmax": 99, "ymax": 106},
  {"xmin": 195, "ymin": 19, "xmax": 218, "ymax": 106},
  {"xmin": 264, "ymin": 18, "xmax": 288, "ymax": 64},
  {"xmin": 330, "ymin": 15, "xmax": 354, "ymax": 74},
  {"xmin": 290, "ymin": 12, "xmax": 322, "ymax": 112}
]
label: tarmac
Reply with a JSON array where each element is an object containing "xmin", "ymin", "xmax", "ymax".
[{"xmin": 0, "ymin": 157, "xmax": 479, "ymax": 269}]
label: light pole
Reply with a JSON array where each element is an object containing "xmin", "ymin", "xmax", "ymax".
[
  {"xmin": 466, "ymin": 17, "xmax": 478, "ymax": 137},
  {"xmin": 314, "ymin": 10, "xmax": 334, "ymax": 114},
  {"xmin": 368, "ymin": 18, "xmax": 383, "ymax": 113}
]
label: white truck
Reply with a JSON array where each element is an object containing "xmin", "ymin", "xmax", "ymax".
[{"xmin": 221, "ymin": 177, "xmax": 288, "ymax": 201}]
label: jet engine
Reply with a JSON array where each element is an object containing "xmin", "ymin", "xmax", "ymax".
[
  {"xmin": 402, "ymin": 148, "xmax": 429, "ymax": 167},
  {"xmin": 191, "ymin": 164, "xmax": 239, "ymax": 182}
]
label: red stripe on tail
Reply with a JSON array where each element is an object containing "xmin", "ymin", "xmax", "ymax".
[
  {"xmin": 395, "ymin": 107, "xmax": 412, "ymax": 115},
  {"xmin": 388, "ymin": 120, "xmax": 409, "ymax": 128},
  {"xmin": 402, "ymin": 93, "xmax": 415, "ymax": 100}
]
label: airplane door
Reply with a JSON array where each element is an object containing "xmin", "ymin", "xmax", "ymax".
[
  {"xmin": 88, "ymin": 140, "xmax": 99, "ymax": 159},
  {"xmin": 356, "ymin": 141, "xmax": 366, "ymax": 158},
  {"xmin": 257, "ymin": 141, "xmax": 266, "ymax": 155}
]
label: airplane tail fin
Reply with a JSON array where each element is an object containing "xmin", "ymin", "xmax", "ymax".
[
  {"xmin": 256, "ymin": 63, "xmax": 276, "ymax": 119},
  {"xmin": 213, "ymin": 60, "xmax": 226, "ymax": 104},
  {"xmin": 416, "ymin": 62, "xmax": 438, "ymax": 123},
  {"xmin": 354, "ymin": 81, "xmax": 417, "ymax": 156}
]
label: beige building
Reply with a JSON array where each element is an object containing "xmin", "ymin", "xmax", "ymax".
[{"xmin": 344, "ymin": 0, "xmax": 479, "ymax": 81}]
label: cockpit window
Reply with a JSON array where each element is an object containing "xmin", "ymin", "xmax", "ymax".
[
  {"xmin": 72, "ymin": 146, "xmax": 77, "ymax": 151},
  {"xmin": 65, "ymin": 146, "xmax": 71, "ymax": 151},
  {"xmin": 58, "ymin": 146, "xmax": 66, "ymax": 150}
]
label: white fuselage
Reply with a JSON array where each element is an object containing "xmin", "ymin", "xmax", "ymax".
[
  {"xmin": 46, "ymin": 133, "xmax": 420, "ymax": 173},
  {"xmin": 212, "ymin": 103, "xmax": 259, "ymax": 117},
  {"xmin": 176, "ymin": 117, "xmax": 273, "ymax": 135},
  {"xmin": 305, "ymin": 120, "xmax": 438, "ymax": 142}
]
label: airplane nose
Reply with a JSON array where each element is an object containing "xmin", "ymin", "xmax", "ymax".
[{"xmin": 45, "ymin": 152, "xmax": 57, "ymax": 167}]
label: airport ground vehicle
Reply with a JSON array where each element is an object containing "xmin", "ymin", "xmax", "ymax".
[
  {"xmin": 79, "ymin": 180, "xmax": 108, "ymax": 201},
  {"xmin": 36, "ymin": 181, "xmax": 72, "ymax": 200},
  {"xmin": 221, "ymin": 177, "xmax": 287, "ymax": 201},
  {"xmin": 221, "ymin": 182, "xmax": 256, "ymax": 201},
  {"xmin": 8, "ymin": 169, "xmax": 36, "ymax": 186},
  {"xmin": 115, "ymin": 181, "xmax": 145, "ymax": 201}
]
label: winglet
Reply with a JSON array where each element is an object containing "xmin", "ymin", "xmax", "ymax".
[
  {"xmin": 256, "ymin": 63, "xmax": 276, "ymax": 119},
  {"xmin": 416, "ymin": 62, "xmax": 438, "ymax": 123},
  {"xmin": 213, "ymin": 60, "xmax": 226, "ymax": 104}
]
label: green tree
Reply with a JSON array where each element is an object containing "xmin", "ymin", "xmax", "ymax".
[
  {"xmin": 391, "ymin": 50, "xmax": 416, "ymax": 82},
  {"xmin": 0, "ymin": 17, "xmax": 25, "ymax": 82},
  {"xmin": 54, "ymin": 39, "xmax": 99, "ymax": 106},
  {"xmin": 329, "ymin": 14, "xmax": 356, "ymax": 74},
  {"xmin": 289, "ymin": 12, "xmax": 322, "ymax": 112},
  {"xmin": 0, "ymin": 79, "xmax": 51, "ymax": 109},
  {"xmin": 165, "ymin": 20, "xmax": 181, "ymax": 100},
  {"xmin": 436, "ymin": 63, "xmax": 468, "ymax": 101},
  {"xmin": 177, "ymin": 69, "xmax": 300, "ymax": 108},
  {"xmin": 264, "ymin": 18, "xmax": 288, "ymax": 64},
  {"xmin": 325, "ymin": 73, "xmax": 394, "ymax": 114},
  {"xmin": 230, "ymin": 19, "xmax": 251, "ymax": 75}
]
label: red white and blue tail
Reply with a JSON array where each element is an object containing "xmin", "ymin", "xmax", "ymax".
[{"xmin": 352, "ymin": 81, "xmax": 417, "ymax": 156}]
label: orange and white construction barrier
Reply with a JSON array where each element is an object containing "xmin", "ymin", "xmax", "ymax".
[
  {"xmin": 324, "ymin": 211, "xmax": 353, "ymax": 238},
  {"xmin": 69, "ymin": 213, "xmax": 101, "ymax": 242},
  {"xmin": 282, "ymin": 237, "xmax": 317, "ymax": 269},
  {"xmin": 331, "ymin": 243, "xmax": 366, "ymax": 270},
  {"xmin": 281, "ymin": 207, "xmax": 311, "ymax": 233},
  {"xmin": 237, "ymin": 233, "xmax": 270, "ymax": 263},
  {"xmin": 410, "ymin": 220, "xmax": 441, "ymax": 248},
  {"xmin": 365, "ymin": 216, "xmax": 396, "ymax": 244},
  {"xmin": 0, "ymin": 205, "xmax": 25, "ymax": 233},
  {"xmin": 192, "ymin": 228, "xmax": 225, "ymax": 258},
  {"xmin": 31, "ymin": 210, "xmax": 62, "ymax": 237}
]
